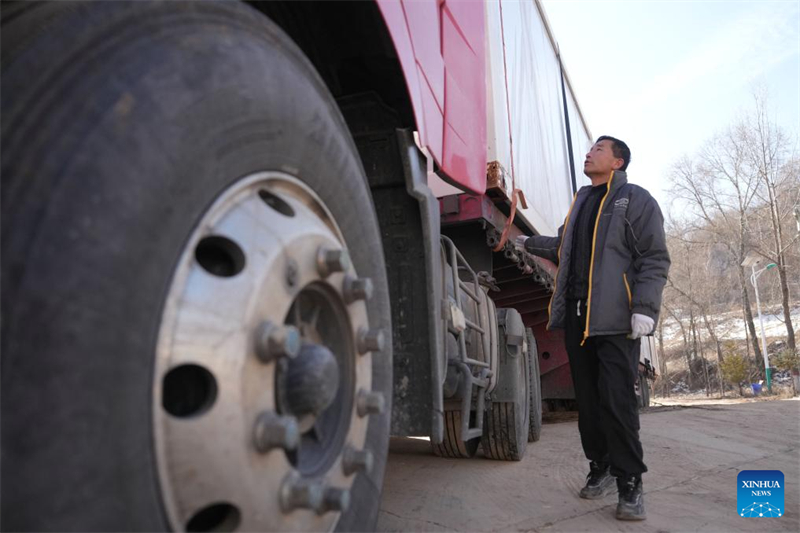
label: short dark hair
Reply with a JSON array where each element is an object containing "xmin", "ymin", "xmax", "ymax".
[{"xmin": 596, "ymin": 135, "xmax": 631, "ymax": 171}]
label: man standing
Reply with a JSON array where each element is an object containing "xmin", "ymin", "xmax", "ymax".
[{"xmin": 517, "ymin": 136, "xmax": 669, "ymax": 521}]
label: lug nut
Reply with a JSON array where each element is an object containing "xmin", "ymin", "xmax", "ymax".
[
  {"xmin": 253, "ymin": 411, "xmax": 299, "ymax": 452},
  {"xmin": 280, "ymin": 473, "xmax": 323, "ymax": 514},
  {"xmin": 286, "ymin": 259, "xmax": 299, "ymax": 287},
  {"xmin": 356, "ymin": 389, "xmax": 385, "ymax": 417},
  {"xmin": 317, "ymin": 247, "xmax": 350, "ymax": 278},
  {"xmin": 357, "ymin": 327, "xmax": 385, "ymax": 354},
  {"xmin": 342, "ymin": 445, "xmax": 373, "ymax": 476},
  {"xmin": 320, "ymin": 487, "xmax": 350, "ymax": 514},
  {"xmin": 255, "ymin": 321, "xmax": 300, "ymax": 363},
  {"xmin": 343, "ymin": 276, "xmax": 373, "ymax": 304}
]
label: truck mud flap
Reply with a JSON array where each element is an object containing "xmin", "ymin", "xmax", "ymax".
[{"xmin": 340, "ymin": 94, "xmax": 444, "ymax": 442}]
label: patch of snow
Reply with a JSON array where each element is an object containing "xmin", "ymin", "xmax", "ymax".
[{"xmin": 661, "ymin": 306, "xmax": 800, "ymax": 344}]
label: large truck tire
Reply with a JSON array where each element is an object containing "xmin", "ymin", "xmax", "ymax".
[
  {"xmin": 1, "ymin": 2, "xmax": 392, "ymax": 532},
  {"xmin": 431, "ymin": 410, "xmax": 480, "ymax": 459},
  {"xmin": 638, "ymin": 370, "xmax": 651, "ymax": 409},
  {"xmin": 481, "ymin": 309, "xmax": 529, "ymax": 461},
  {"xmin": 526, "ymin": 329, "xmax": 542, "ymax": 442}
]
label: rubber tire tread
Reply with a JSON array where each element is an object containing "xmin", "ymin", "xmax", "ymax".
[
  {"xmin": 527, "ymin": 329, "xmax": 543, "ymax": 442},
  {"xmin": 481, "ymin": 310, "xmax": 529, "ymax": 461},
  {"xmin": 431, "ymin": 410, "xmax": 478, "ymax": 458},
  {"xmin": 636, "ymin": 371, "xmax": 648, "ymax": 410},
  {"xmin": 484, "ymin": 402, "xmax": 529, "ymax": 461},
  {"xmin": 641, "ymin": 372, "xmax": 651, "ymax": 409},
  {"xmin": 1, "ymin": 2, "xmax": 392, "ymax": 531}
]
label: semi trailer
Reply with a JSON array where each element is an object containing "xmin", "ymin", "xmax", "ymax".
[{"xmin": 0, "ymin": 1, "xmax": 653, "ymax": 531}]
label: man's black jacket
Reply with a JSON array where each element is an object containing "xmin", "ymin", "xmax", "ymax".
[{"xmin": 525, "ymin": 170, "xmax": 670, "ymax": 342}]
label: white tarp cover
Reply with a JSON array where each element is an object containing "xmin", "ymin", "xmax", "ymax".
[{"xmin": 485, "ymin": 0, "xmax": 592, "ymax": 236}]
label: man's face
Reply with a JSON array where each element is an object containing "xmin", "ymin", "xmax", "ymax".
[{"xmin": 583, "ymin": 140, "xmax": 623, "ymax": 176}]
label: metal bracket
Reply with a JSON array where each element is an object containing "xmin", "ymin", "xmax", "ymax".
[{"xmin": 453, "ymin": 362, "xmax": 492, "ymax": 442}]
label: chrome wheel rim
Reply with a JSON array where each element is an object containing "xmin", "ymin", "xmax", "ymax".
[{"xmin": 153, "ymin": 172, "xmax": 385, "ymax": 532}]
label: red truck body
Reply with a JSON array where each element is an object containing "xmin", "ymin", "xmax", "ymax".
[
  {"xmin": 377, "ymin": 0, "xmax": 488, "ymax": 195},
  {"xmin": 378, "ymin": 0, "xmax": 580, "ymax": 404}
]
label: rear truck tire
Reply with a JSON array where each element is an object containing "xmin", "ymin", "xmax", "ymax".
[
  {"xmin": 430, "ymin": 410, "xmax": 480, "ymax": 459},
  {"xmin": 638, "ymin": 370, "xmax": 651, "ymax": 409},
  {"xmin": 481, "ymin": 309, "xmax": 529, "ymax": 461},
  {"xmin": 1, "ymin": 2, "xmax": 392, "ymax": 531},
  {"xmin": 636, "ymin": 376, "xmax": 643, "ymax": 408},
  {"xmin": 526, "ymin": 329, "xmax": 542, "ymax": 442}
]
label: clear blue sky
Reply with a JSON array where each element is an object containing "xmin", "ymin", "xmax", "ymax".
[{"xmin": 541, "ymin": 0, "xmax": 800, "ymax": 209}]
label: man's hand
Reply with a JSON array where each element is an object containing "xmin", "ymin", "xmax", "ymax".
[
  {"xmin": 515, "ymin": 234, "xmax": 528, "ymax": 251},
  {"xmin": 630, "ymin": 313, "xmax": 654, "ymax": 339}
]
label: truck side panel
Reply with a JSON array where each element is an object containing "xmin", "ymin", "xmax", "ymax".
[
  {"xmin": 441, "ymin": 1, "xmax": 487, "ymax": 194},
  {"xmin": 377, "ymin": 0, "xmax": 487, "ymax": 195},
  {"xmin": 375, "ymin": 0, "xmax": 435, "ymax": 157}
]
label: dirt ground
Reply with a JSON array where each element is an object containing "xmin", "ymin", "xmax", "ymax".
[{"xmin": 377, "ymin": 397, "xmax": 800, "ymax": 532}]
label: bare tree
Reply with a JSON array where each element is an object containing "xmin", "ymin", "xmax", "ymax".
[
  {"xmin": 667, "ymin": 281, "xmax": 725, "ymax": 395},
  {"xmin": 741, "ymin": 91, "xmax": 799, "ymax": 354},
  {"xmin": 656, "ymin": 312, "xmax": 669, "ymax": 397},
  {"xmin": 668, "ymin": 131, "xmax": 765, "ymax": 366},
  {"xmin": 690, "ymin": 310, "xmax": 710, "ymax": 396},
  {"xmin": 662, "ymin": 302, "xmax": 695, "ymax": 390},
  {"xmin": 665, "ymin": 223, "xmax": 727, "ymax": 395}
]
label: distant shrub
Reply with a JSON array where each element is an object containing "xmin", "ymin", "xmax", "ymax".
[
  {"xmin": 772, "ymin": 349, "xmax": 799, "ymax": 372},
  {"xmin": 720, "ymin": 353, "xmax": 749, "ymax": 396}
]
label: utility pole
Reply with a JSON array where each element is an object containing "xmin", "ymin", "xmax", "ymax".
[{"xmin": 742, "ymin": 252, "xmax": 777, "ymax": 393}]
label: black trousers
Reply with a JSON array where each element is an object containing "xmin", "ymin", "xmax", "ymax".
[{"xmin": 565, "ymin": 299, "xmax": 647, "ymax": 478}]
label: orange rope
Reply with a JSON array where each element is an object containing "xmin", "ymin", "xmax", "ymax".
[{"xmin": 492, "ymin": 187, "xmax": 527, "ymax": 252}]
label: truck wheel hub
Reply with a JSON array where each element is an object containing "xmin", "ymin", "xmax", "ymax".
[
  {"xmin": 278, "ymin": 343, "xmax": 341, "ymax": 423},
  {"xmin": 153, "ymin": 171, "xmax": 382, "ymax": 532}
]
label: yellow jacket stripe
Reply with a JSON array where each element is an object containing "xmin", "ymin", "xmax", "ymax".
[{"xmin": 623, "ymin": 273, "xmax": 632, "ymax": 308}]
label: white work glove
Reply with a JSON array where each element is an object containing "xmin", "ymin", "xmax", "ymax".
[
  {"xmin": 630, "ymin": 313, "xmax": 654, "ymax": 339},
  {"xmin": 514, "ymin": 234, "xmax": 529, "ymax": 251}
]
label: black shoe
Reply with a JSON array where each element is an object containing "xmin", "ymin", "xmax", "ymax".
[
  {"xmin": 616, "ymin": 475, "xmax": 646, "ymax": 520},
  {"xmin": 579, "ymin": 461, "xmax": 615, "ymax": 500}
]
